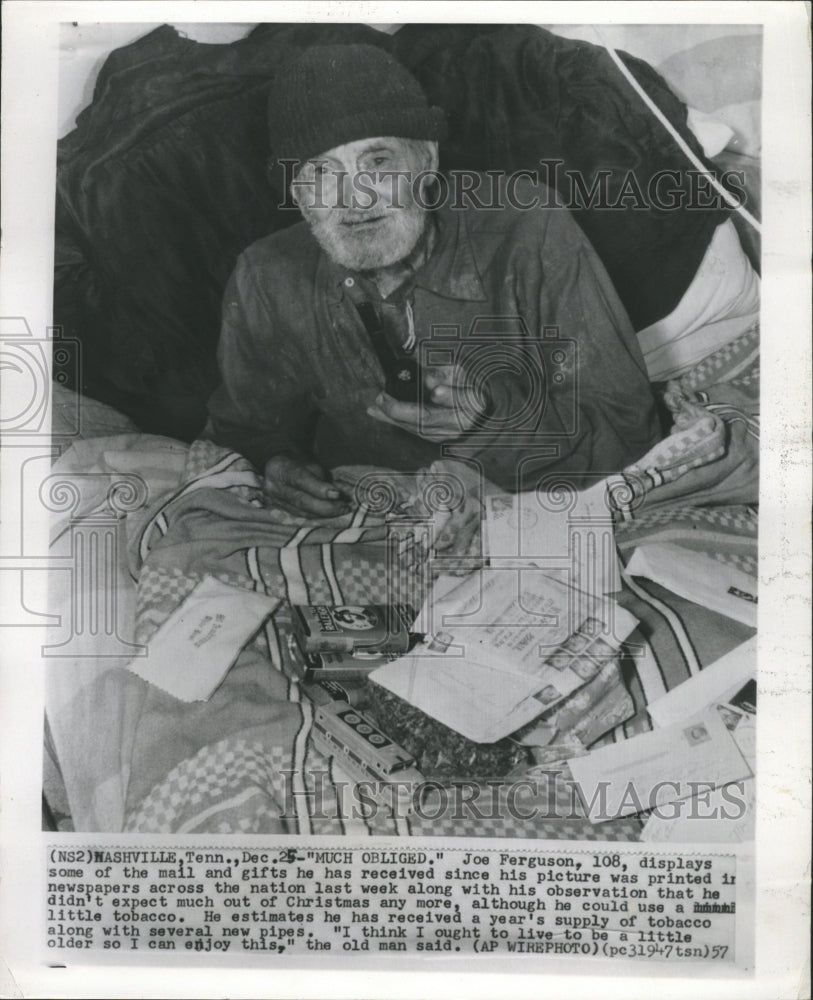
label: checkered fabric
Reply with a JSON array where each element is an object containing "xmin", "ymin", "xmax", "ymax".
[
  {"xmin": 125, "ymin": 738, "xmax": 291, "ymax": 834},
  {"xmin": 407, "ymin": 769, "xmax": 643, "ymax": 841},
  {"xmin": 616, "ymin": 504, "xmax": 758, "ymax": 577},
  {"xmin": 124, "ymin": 731, "xmax": 639, "ymax": 840},
  {"xmin": 680, "ymin": 323, "xmax": 759, "ymax": 392},
  {"xmin": 611, "ymin": 324, "xmax": 759, "ymax": 517},
  {"xmin": 125, "ymin": 349, "xmax": 758, "ymax": 839}
]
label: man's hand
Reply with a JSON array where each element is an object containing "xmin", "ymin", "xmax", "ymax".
[
  {"xmin": 263, "ymin": 455, "xmax": 349, "ymax": 517},
  {"xmin": 366, "ymin": 366, "xmax": 489, "ymax": 442}
]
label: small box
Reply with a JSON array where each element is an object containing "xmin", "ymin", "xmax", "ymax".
[
  {"xmin": 303, "ymin": 648, "xmax": 401, "ymax": 682},
  {"xmin": 291, "ymin": 603, "xmax": 414, "ymax": 655},
  {"xmin": 302, "ymin": 675, "xmax": 370, "ymax": 708}
]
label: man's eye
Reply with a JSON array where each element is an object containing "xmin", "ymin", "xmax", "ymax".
[{"xmin": 362, "ymin": 156, "xmax": 392, "ymax": 170}]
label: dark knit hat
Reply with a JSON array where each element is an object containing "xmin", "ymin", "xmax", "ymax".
[{"xmin": 267, "ymin": 43, "xmax": 447, "ymax": 169}]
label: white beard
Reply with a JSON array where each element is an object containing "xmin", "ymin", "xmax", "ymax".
[{"xmin": 302, "ymin": 202, "xmax": 428, "ymax": 272}]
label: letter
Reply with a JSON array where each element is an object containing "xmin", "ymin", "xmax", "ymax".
[
  {"xmin": 450, "ymin": 169, "xmax": 490, "ymax": 211},
  {"xmin": 719, "ymin": 781, "xmax": 748, "ymax": 820},
  {"xmin": 352, "ymin": 169, "xmax": 380, "ymax": 211},
  {"xmin": 505, "ymin": 780, "xmax": 538, "ymax": 820},
  {"xmin": 648, "ymin": 169, "xmax": 684, "ymax": 210},
  {"xmin": 648, "ymin": 781, "xmax": 682, "ymax": 817},
  {"xmin": 719, "ymin": 169, "xmax": 748, "ymax": 209},
  {"xmin": 413, "ymin": 170, "xmax": 448, "ymax": 210},
  {"xmin": 610, "ymin": 171, "xmax": 648, "ymax": 210},
  {"xmin": 567, "ymin": 169, "xmax": 611, "ymax": 209},
  {"xmin": 505, "ymin": 170, "xmax": 540, "ymax": 210}
]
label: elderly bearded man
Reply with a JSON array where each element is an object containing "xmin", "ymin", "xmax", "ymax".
[{"xmin": 206, "ymin": 44, "xmax": 661, "ymax": 516}]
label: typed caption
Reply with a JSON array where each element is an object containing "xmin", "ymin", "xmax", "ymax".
[{"xmin": 46, "ymin": 845, "xmax": 738, "ymax": 963}]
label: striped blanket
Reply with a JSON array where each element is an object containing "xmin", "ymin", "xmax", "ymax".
[
  {"xmin": 119, "ymin": 432, "xmax": 755, "ymax": 838},
  {"xmin": 42, "ymin": 326, "xmax": 757, "ymax": 835},
  {"xmin": 41, "ymin": 320, "xmax": 758, "ymax": 837}
]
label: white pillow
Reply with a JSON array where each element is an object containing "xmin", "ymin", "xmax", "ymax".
[
  {"xmin": 686, "ymin": 107, "xmax": 736, "ymax": 158},
  {"xmin": 637, "ymin": 219, "xmax": 759, "ymax": 381}
]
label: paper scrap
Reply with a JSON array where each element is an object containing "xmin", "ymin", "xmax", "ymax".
[
  {"xmin": 641, "ymin": 673, "xmax": 757, "ymax": 842},
  {"xmin": 716, "ymin": 679, "xmax": 757, "ymax": 771},
  {"xmin": 625, "ymin": 543, "xmax": 757, "ymax": 627},
  {"xmin": 127, "ymin": 576, "xmax": 277, "ymax": 702},
  {"xmin": 641, "ymin": 778, "xmax": 755, "ymax": 843}
]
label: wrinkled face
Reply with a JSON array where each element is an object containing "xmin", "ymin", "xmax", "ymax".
[{"xmin": 291, "ymin": 136, "xmax": 438, "ymax": 271}]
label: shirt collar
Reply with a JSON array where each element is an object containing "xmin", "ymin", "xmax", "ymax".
[{"xmin": 324, "ymin": 204, "xmax": 488, "ymax": 304}]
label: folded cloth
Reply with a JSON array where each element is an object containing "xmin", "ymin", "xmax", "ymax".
[{"xmin": 613, "ymin": 324, "xmax": 758, "ymax": 513}]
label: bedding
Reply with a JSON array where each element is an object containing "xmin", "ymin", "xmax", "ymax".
[
  {"xmin": 44, "ymin": 330, "xmax": 758, "ymax": 837},
  {"xmin": 637, "ymin": 223, "xmax": 759, "ymax": 381}
]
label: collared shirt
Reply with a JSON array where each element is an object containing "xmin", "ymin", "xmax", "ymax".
[{"xmin": 206, "ymin": 177, "xmax": 660, "ymax": 491}]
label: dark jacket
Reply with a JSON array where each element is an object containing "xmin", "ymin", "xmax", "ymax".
[{"xmin": 206, "ymin": 178, "xmax": 661, "ymax": 490}]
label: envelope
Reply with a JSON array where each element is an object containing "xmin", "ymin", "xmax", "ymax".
[
  {"xmin": 483, "ymin": 480, "xmax": 621, "ymax": 594},
  {"xmin": 127, "ymin": 576, "xmax": 277, "ymax": 701},
  {"xmin": 567, "ymin": 706, "xmax": 751, "ymax": 822},
  {"xmin": 647, "ymin": 637, "xmax": 756, "ymax": 728},
  {"xmin": 641, "ymin": 777, "xmax": 755, "ymax": 843},
  {"xmin": 371, "ymin": 567, "xmax": 637, "ymax": 743},
  {"xmin": 625, "ymin": 543, "xmax": 757, "ymax": 627}
]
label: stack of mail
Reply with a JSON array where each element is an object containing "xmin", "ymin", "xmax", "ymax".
[
  {"xmin": 566, "ymin": 638, "xmax": 756, "ymax": 839},
  {"xmin": 370, "ymin": 566, "xmax": 637, "ymax": 743}
]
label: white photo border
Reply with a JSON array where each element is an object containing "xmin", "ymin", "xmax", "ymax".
[{"xmin": 1, "ymin": 2, "xmax": 810, "ymax": 998}]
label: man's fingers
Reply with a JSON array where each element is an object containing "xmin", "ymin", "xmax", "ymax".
[
  {"xmin": 366, "ymin": 402, "xmax": 453, "ymax": 443},
  {"xmin": 426, "ymin": 382, "xmax": 460, "ymax": 406},
  {"xmin": 264, "ymin": 457, "xmax": 349, "ymax": 516},
  {"xmin": 290, "ymin": 462, "xmax": 343, "ymax": 501},
  {"xmin": 368, "ymin": 394, "xmax": 477, "ymax": 436},
  {"xmin": 370, "ymin": 392, "xmax": 463, "ymax": 427},
  {"xmin": 266, "ymin": 480, "xmax": 348, "ymax": 517},
  {"xmin": 423, "ymin": 365, "xmax": 455, "ymax": 389},
  {"xmin": 369, "ymin": 395, "xmax": 422, "ymax": 424},
  {"xmin": 423, "ymin": 368, "xmax": 456, "ymax": 406},
  {"xmin": 367, "ymin": 400, "xmax": 428, "ymax": 434},
  {"xmin": 423, "ymin": 367, "xmax": 487, "ymax": 412}
]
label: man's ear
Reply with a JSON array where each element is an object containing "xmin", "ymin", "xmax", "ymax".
[{"xmin": 424, "ymin": 141, "xmax": 439, "ymax": 173}]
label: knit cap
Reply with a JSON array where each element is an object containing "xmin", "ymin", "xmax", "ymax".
[{"xmin": 267, "ymin": 43, "xmax": 447, "ymax": 169}]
